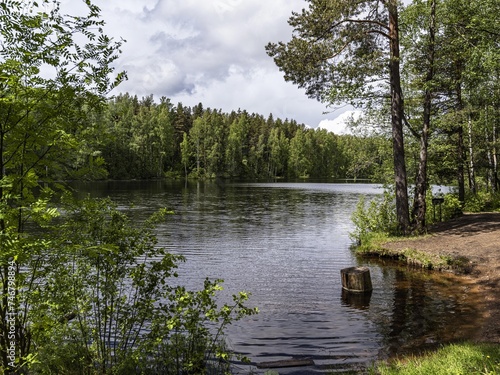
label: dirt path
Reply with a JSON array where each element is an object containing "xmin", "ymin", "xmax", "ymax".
[{"xmin": 381, "ymin": 212, "xmax": 500, "ymax": 343}]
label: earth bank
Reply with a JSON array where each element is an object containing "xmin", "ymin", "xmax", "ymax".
[{"xmin": 372, "ymin": 212, "xmax": 500, "ymax": 343}]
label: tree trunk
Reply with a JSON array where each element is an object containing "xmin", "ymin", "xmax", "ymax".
[
  {"xmin": 341, "ymin": 267, "xmax": 373, "ymax": 293},
  {"xmin": 457, "ymin": 125, "xmax": 466, "ymax": 203},
  {"xmin": 412, "ymin": 0, "xmax": 436, "ymax": 233},
  {"xmin": 485, "ymin": 106, "xmax": 495, "ymax": 191},
  {"xmin": 388, "ymin": 1, "xmax": 410, "ymax": 234},
  {"xmin": 454, "ymin": 81, "xmax": 466, "ymax": 203},
  {"xmin": 467, "ymin": 112, "xmax": 476, "ymax": 194},
  {"xmin": 491, "ymin": 105, "xmax": 500, "ymax": 192}
]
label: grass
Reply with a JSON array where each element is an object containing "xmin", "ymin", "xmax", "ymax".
[
  {"xmin": 353, "ymin": 232, "xmax": 395, "ymax": 253},
  {"xmin": 353, "ymin": 232, "xmax": 472, "ymax": 272},
  {"xmin": 371, "ymin": 342, "xmax": 500, "ymax": 375}
]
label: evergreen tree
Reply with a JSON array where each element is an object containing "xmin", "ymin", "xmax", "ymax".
[{"xmin": 266, "ymin": 0, "xmax": 411, "ymax": 233}]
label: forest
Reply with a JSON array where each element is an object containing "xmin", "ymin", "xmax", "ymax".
[
  {"xmin": 53, "ymin": 0, "xmax": 499, "ymax": 204},
  {"xmin": 75, "ymin": 94, "xmax": 389, "ymax": 182},
  {"xmin": 1, "ymin": 0, "xmax": 499, "ymax": 373},
  {"xmin": 55, "ymin": 86, "xmax": 498, "ymax": 192}
]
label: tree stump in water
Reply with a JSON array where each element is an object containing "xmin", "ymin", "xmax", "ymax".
[{"xmin": 341, "ymin": 267, "xmax": 372, "ymax": 293}]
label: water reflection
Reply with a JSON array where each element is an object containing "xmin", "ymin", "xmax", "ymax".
[
  {"xmin": 341, "ymin": 289, "xmax": 372, "ymax": 310},
  {"xmin": 71, "ymin": 180, "xmax": 483, "ymax": 371},
  {"xmin": 363, "ymin": 259, "xmax": 482, "ymax": 360}
]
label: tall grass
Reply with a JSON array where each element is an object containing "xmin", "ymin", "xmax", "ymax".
[{"xmin": 373, "ymin": 342, "xmax": 500, "ymax": 375}]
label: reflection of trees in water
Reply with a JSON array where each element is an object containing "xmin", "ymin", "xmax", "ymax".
[
  {"xmin": 387, "ymin": 269, "xmax": 409, "ymax": 354},
  {"xmin": 373, "ymin": 265, "xmax": 480, "ymax": 359},
  {"xmin": 387, "ymin": 269, "xmax": 427, "ymax": 356}
]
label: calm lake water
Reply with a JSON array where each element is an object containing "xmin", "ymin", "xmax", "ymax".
[{"xmin": 73, "ymin": 180, "xmax": 481, "ymax": 373}]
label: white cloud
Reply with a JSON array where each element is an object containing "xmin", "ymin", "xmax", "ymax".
[
  {"xmin": 61, "ymin": 0, "xmax": 343, "ymax": 127},
  {"xmin": 318, "ymin": 111, "xmax": 363, "ymax": 135}
]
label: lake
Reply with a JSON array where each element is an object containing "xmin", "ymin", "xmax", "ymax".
[{"xmin": 73, "ymin": 180, "xmax": 481, "ymax": 373}]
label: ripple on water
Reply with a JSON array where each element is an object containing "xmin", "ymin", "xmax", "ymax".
[{"xmin": 72, "ymin": 180, "xmax": 483, "ymax": 372}]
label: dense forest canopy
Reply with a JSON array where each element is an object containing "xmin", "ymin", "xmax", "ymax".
[{"xmin": 75, "ymin": 93, "xmax": 392, "ymax": 182}]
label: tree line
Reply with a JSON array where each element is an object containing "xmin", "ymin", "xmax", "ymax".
[
  {"xmin": 77, "ymin": 93, "xmax": 391, "ymax": 181},
  {"xmin": 75, "ymin": 80, "xmax": 498, "ymax": 202}
]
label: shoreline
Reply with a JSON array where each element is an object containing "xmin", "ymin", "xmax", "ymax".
[{"xmin": 359, "ymin": 212, "xmax": 500, "ymax": 344}]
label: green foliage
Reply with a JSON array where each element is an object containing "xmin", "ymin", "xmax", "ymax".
[
  {"xmin": 338, "ymin": 133, "xmax": 392, "ymax": 182},
  {"xmin": 0, "ymin": 0, "xmax": 126, "ymax": 371},
  {"xmin": 350, "ymin": 192, "xmax": 399, "ymax": 245},
  {"xmin": 0, "ymin": 189, "xmax": 60, "ymax": 373},
  {"xmin": 96, "ymin": 97, "xmax": 377, "ymax": 181},
  {"xmin": 288, "ymin": 127, "xmax": 312, "ymax": 178},
  {"xmin": 100, "ymin": 94, "xmax": 175, "ymax": 179},
  {"xmin": 463, "ymin": 191, "xmax": 500, "ymax": 213},
  {"xmin": 441, "ymin": 194, "xmax": 464, "ymax": 220},
  {"xmin": 28, "ymin": 198, "xmax": 258, "ymax": 374},
  {"xmin": 424, "ymin": 191, "xmax": 464, "ymax": 226},
  {"xmin": 352, "ymin": 189, "xmax": 466, "ymax": 246},
  {"xmin": 225, "ymin": 114, "xmax": 250, "ymax": 177},
  {"xmin": 374, "ymin": 342, "xmax": 500, "ymax": 375},
  {"xmin": 142, "ymin": 282, "xmax": 257, "ymax": 375},
  {"xmin": 265, "ymin": 0, "xmax": 390, "ymax": 105},
  {"xmin": 29, "ymin": 198, "xmax": 179, "ymax": 373},
  {"xmin": 267, "ymin": 126, "xmax": 289, "ymax": 177}
]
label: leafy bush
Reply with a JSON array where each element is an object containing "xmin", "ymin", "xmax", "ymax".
[
  {"xmin": 350, "ymin": 191, "xmax": 399, "ymax": 245},
  {"xmin": 463, "ymin": 191, "xmax": 500, "ymax": 212},
  {"xmin": 426, "ymin": 192, "xmax": 463, "ymax": 225},
  {"xmin": 28, "ymin": 198, "xmax": 257, "ymax": 374},
  {"xmin": 351, "ymin": 189, "xmax": 464, "ymax": 245}
]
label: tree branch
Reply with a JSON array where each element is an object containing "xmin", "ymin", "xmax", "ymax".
[
  {"xmin": 402, "ymin": 111, "xmax": 420, "ymax": 138},
  {"xmin": 344, "ymin": 18, "xmax": 389, "ymax": 32}
]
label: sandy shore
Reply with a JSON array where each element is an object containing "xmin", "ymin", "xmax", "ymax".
[{"xmin": 378, "ymin": 212, "xmax": 500, "ymax": 343}]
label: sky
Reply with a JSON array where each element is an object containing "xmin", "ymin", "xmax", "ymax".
[{"xmin": 61, "ymin": 0, "xmax": 356, "ymax": 133}]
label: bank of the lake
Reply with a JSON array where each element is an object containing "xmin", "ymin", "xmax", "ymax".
[{"xmin": 359, "ymin": 212, "xmax": 500, "ymax": 345}]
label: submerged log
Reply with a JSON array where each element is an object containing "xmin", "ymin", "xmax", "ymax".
[
  {"xmin": 341, "ymin": 267, "xmax": 372, "ymax": 293},
  {"xmin": 257, "ymin": 358, "xmax": 315, "ymax": 369}
]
